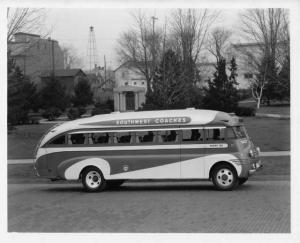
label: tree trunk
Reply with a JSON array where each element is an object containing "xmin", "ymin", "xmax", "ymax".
[{"xmin": 257, "ymin": 97, "xmax": 261, "ymax": 109}]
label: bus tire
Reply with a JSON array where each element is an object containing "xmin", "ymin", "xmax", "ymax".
[
  {"xmin": 238, "ymin": 178, "xmax": 248, "ymax": 186},
  {"xmin": 82, "ymin": 166, "xmax": 106, "ymax": 192},
  {"xmin": 211, "ymin": 164, "xmax": 238, "ymax": 191},
  {"xmin": 106, "ymin": 180, "xmax": 125, "ymax": 189}
]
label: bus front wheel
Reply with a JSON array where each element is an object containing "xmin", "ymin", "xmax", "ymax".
[
  {"xmin": 211, "ymin": 164, "xmax": 238, "ymax": 191},
  {"xmin": 82, "ymin": 166, "xmax": 106, "ymax": 192}
]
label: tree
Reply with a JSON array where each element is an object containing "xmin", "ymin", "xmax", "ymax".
[
  {"xmin": 72, "ymin": 77, "xmax": 94, "ymax": 107},
  {"xmin": 39, "ymin": 77, "xmax": 69, "ymax": 111},
  {"xmin": 117, "ymin": 10, "xmax": 164, "ymax": 93},
  {"xmin": 170, "ymin": 9, "xmax": 218, "ymax": 91},
  {"xmin": 7, "ymin": 8, "xmax": 49, "ymax": 42},
  {"xmin": 143, "ymin": 49, "xmax": 188, "ymax": 109},
  {"xmin": 203, "ymin": 58, "xmax": 238, "ymax": 112},
  {"xmin": 240, "ymin": 8, "xmax": 289, "ymax": 107},
  {"xmin": 208, "ymin": 27, "xmax": 232, "ymax": 62},
  {"xmin": 61, "ymin": 44, "xmax": 83, "ymax": 69},
  {"xmin": 7, "ymin": 55, "xmax": 38, "ymax": 125}
]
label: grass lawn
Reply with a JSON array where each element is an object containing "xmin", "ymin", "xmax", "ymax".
[
  {"xmin": 7, "ymin": 156, "xmax": 290, "ymax": 184},
  {"xmin": 244, "ymin": 117, "xmax": 290, "ymax": 151},
  {"xmin": 7, "ymin": 116, "xmax": 290, "ymax": 159},
  {"xmin": 257, "ymin": 105, "xmax": 290, "ymax": 115}
]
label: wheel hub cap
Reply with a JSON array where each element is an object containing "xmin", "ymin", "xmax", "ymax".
[
  {"xmin": 86, "ymin": 171, "xmax": 101, "ymax": 189},
  {"xmin": 216, "ymin": 168, "xmax": 234, "ymax": 187}
]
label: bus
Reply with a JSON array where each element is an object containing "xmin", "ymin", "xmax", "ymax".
[{"xmin": 34, "ymin": 109, "xmax": 262, "ymax": 192}]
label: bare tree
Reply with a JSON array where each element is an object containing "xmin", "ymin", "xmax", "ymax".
[
  {"xmin": 7, "ymin": 8, "xmax": 49, "ymax": 42},
  {"xmin": 170, "ymin": 9, "xmax": 219, "ymax": 65},
  {"xmin": 61, "ymin": 44, "xmax": 84, "ymax": 69},
  {"xmin": 117, "ymin": 10, "xmax": 164, "ymax": 93},
  {"xmin": 208, "ymin": 27, "xmax": 232, "ymax": 62},
  {"xmin": 239, "ymin": 8, "xmax": 289, "ymax": 108}
]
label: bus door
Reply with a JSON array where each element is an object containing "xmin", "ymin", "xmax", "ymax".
[{"xmin": 180, "ymin": 128, "xmax": 206, "ymax": 178}]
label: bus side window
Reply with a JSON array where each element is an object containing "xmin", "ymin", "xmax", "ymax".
[
  {"xmin": 115, "ymin": 132, "xmax": 133, "ymax": 144},
  {"xmin": 136, "ymin": 131, "xmax": 155, "ymax": 143},
  {"xmin": 49, "ymin": 134, "xmax": 66, "ymax": 145},
  {"xmin": 91, "ymin": 133, "xmax": 110, "ymax": 144},
  {"xmin": 68, "ymin": 133, "xmax": 86, "ymax": 145},
  {"xmin": 226, "ymin": 128, "xmax": 236, "ymax": 139},
  {"xmin": 205, "ymin": 128, "xmax": 225, "ymax": 141},
  {"xmin": 182, "ymin": 129, "xmax": 203, "ymax": 142},
  {"xmin": 158, "ymin": 130, "xmax": 178, "ymax": 143}
]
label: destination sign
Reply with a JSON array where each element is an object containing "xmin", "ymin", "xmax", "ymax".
[{"xmin": 82, "ymin": 117, "xmax": 191, "ymax": 126}]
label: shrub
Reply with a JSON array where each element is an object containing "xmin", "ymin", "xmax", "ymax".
[
  {"xmin": 42, "ymin": 107, "xmax": 62, "ymax": 121},
  {"xmin": 235, "ymin": 107, "xmax": 256, "ymax": 117},
  {"xmin": 67, "ymin": 107, "xmax": 86, "ymax": 120},
  {"xmin": 91, "ymin": 106, "xmax": 111, "ymax": 116}
]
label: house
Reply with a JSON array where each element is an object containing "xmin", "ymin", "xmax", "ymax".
[
  {"xmin": 113, "ymin": 61, "xmax": 147, "ymax": 111},
  {"xmin": 40, "ymin": 69, "xmax": 86, "ymax": 95},
  {"xmin": 8, "ymin": 32, "xmax": 64, "ymax": 87}
]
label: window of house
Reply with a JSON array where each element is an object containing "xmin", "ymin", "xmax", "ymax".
[
  {"xmin": 244, "ymin": 73, "xmax": 253, "ymax": 79},
  {"xmin": 157, "ymin": 130, "xmax": 178, "ymax": 143},
  {"xmin": 141, "ymin": 82, "xmax": 145, "ymax": 85},
  {"xmin": 134, "ymin": 82, "xmax": 137, "ymax": 85},
  {"xmin": 205, "ymin": 128, "xmax": 226, "ymax": 141},
  {"xmin": 182, "ymin": 129, "xmax": 204, "ymax": 142},
  {"xmin": 68, "ymin": 133, "xmax": 87, "ymax": 145},
  {"xmin": 124, "ymin": 82, "xmax": 129, "ymax": 86},
  {"xmin": 49, "ymin": 135, "xmax": 66, "ymax": 145}
]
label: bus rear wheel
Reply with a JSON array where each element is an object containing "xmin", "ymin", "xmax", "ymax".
[
  {"xmin": 211, "ymin": 164, "xmax": 238, "ymax": 191},
  {"xmin": 82, "ymin": 166, "xmax": 106, "ymax": 192}
]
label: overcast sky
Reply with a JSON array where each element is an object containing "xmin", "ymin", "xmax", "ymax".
[{"xmin": 45, "ymin": 8, "xmax": 243, "ymax": 70}]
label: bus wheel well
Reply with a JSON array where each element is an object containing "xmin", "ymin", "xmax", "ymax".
[
  {"xmin": 79, "ymin": 165, "xmax": 100, "ymax": 180},
  {"xmin": 209, "ymin": 161, "xmax": 237, "ymax": 179}
]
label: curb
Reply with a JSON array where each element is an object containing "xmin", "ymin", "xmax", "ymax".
[{"xmin": 255, "ymin": 113, "xmax": 290, "ymax": 119}]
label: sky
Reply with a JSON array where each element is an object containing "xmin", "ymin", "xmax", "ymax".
[{"xmin": 45, "ymin": 8, "xmax": 242, "ymax": 70}]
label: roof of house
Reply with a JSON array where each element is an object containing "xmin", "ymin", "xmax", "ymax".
[
  {"xmin": 14, "ymin": 32, "xmax": 41, "ymax": 37},
  {"xmin": 40, "ymin": 69, "xmax": 86, "ymax": 78},
  {"xmin": 114, "ymin": 61, "xmax": 151, "ymax": 72}
]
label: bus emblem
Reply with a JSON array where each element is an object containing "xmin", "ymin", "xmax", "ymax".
[{"xmin": 123, "ymin": 165, "xmax": 129, "ymax": 172}]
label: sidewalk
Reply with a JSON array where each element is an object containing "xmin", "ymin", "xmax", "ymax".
[{"xmin": 7, "ymin": 151, "xmax": 290, "ymax": 165}]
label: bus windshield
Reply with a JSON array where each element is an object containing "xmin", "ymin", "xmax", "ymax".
[{"xmin": 232, "ymin": 126, "xmax": 248, "ymax": 139}]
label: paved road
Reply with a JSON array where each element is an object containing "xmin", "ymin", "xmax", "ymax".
[{"xmin": 8, "ymin": 180, "xmax": 290, "ymax": 233}]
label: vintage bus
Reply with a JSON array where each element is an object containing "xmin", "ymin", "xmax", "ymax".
[{"xmin": 34, "ymin": 109, "xmax": 262, "ymax": 192}]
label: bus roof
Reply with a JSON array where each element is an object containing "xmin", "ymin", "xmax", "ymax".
[{"xmin": 40, "ymin": 109, "xmax": 242, "ymax": 146}]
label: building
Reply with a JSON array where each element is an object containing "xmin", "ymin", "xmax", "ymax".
[
  {"xmin": 8, "ymin": 32, "xmax": 64, "ymax": 87},
  {"xmin": 40, "ymin": 69, "xmax": 86, "ymax": 96},
  {"xmin": 113, "ymin": 62, "xmax": 147, "ymax": 111}
]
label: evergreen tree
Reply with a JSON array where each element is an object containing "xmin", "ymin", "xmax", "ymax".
[
  {"xmin": 144, "ymin": 49, "xmax": 187, "ymax": 110},
  {"xmin": 39, "ymin": 77, "xmax": 69, "ymax": 111},
  {"xmin": 203, "ymin": 57, "xmax": 239, "ymax": 112},
  {"xmin": 7, "ymin": 56, "xmax": 38, "ymax": 125},
  {"xmin": 277, "ymin": 55, "xmax": 290, "ymax": 101},
  {"xmin": 72, "ymin": 77, "xmax": 94, "ymax": 107}
]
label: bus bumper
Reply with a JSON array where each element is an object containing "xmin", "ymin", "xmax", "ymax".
[{"xmin": 248, "ymin": 160, "xmax": 263, "ymax": 176}]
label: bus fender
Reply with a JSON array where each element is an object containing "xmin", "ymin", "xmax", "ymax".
[
  {"xmin": 63, "ymin": 158, "xmax": 111, "ymax": 180},
  {"xmin": 204, "ymin": 154, "xmax": 242, "ymax": 178}
]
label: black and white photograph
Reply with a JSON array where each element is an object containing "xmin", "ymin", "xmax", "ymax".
[{"xmin": 1, "ymin": 0, "xmax": 299, "ymax": 241}]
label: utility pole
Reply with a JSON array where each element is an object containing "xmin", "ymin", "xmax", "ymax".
[
  {"xmin": 48, "ymin": 37, "xmax": 55, "ymax": 79},
  {"xmin": 151, "ymin": 16, "xmax": 158, "ymax": 86},
  {"xmin": 104, "ymin": 55, "xmax": 107, "ymax": 84}
]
